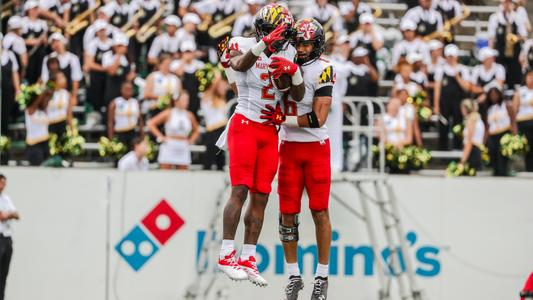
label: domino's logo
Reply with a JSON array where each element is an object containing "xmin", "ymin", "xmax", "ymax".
[{"xmin": 115, "ymin": 199, "xmax": 185, "ymax": 271}]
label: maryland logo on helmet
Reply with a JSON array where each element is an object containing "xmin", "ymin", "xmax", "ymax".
[
  {"xmin": 319, "ymin": 66, "xmax": 334, "ymax": 84},
  {"xmin": 259, "ymin": 3, "xmax": 294, "ymax": 28}
]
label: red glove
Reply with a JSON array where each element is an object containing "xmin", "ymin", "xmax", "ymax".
[
  {"xmin": 262, "ymin": 24, "xmax": 287, "ymax": 53},
  {"xmin": 269, "ymin": 56, "xmax": 299, "ymax": 79},
  {"xmin": 260, "ymin": 103, "xmax": 286, "ymax": 125}
]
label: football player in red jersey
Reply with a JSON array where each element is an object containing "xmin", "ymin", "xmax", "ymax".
[
  {"xmin": 261, "ymin": 18, "xmax": 334, "ymax": 299},
  {"xmin": 217, "ymin": 3, "xmax": 305, "ymax": 287}
]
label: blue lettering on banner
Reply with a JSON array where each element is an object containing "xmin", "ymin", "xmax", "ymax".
[{"xmin": 196, "ymin": 230, "xmax": 441, "ymax": 277}]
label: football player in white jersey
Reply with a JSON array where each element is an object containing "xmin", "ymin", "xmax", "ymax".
[
  {"xmin": 217, "ymin": 3, "xmax": 305, "ymax": 287},
  {"xmin": 260, "ymin": 18, "xmax": 334, "ymax": 300}
]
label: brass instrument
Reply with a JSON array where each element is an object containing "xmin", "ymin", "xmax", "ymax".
[
  {"xmin": 372, "ymin": 6, "xmax": 382, "ymax": 19},
  {"xmin": 198, "ymin": 14, "xmax": 212, "ymax": 32},
  {"xmin": 323, "ymin": 11, "xmax": 338, "ymax": 42},
  {"xmin": 135, "ymin": 6, "xmax": 165, "ymax": 44},
  {"xmin": 208, "ymin": 11, "xmax": 245, "ymax": 39},
  {"xmin": 65, "ymin": 0, "xmax": 101, "ymax": 36},
  {"xmin": 438, "ymin": 4, "xmax": 471, "ymax": 42},
  {"xmin": 1, "ymin": 0, "xmax": 15, "ymax": 20},
  {"xmin": 121, "ymin": 9, "xmax": 146, "ymax": 38},
  {"xmin": 505, "ymin": 32, "xmax": 520, "ymax": 57}
]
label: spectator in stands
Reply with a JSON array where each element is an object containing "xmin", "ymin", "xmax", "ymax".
[
  {"xmin": 459, "ymin": 99, "xmax": 484, "ymax": 171},
  {"xmin": 391, "ymin": 19, "xmax": 428, "ymax": 68},
  {"xmin": 102, "ymin": 35, "xmax": 136, "ymax": 105},
  {"xmin": 434, "ymin": 44, "xmax": 471, "ymax": 150},
  {"xmin": 346, "ymin": 47, "xmax": 378, "ymax": 97},
  {"xmin": 107, "ymin": 81, "xmax": 143, "ymax": 150},
  {"xmin": 397, "ymin": 84, "xmax": 423, "ymax": 146},
  {"xmin": 84, "ymin": 20, "xmax": 113, "ymax": 113},
  {"xmin": 41, "ymin": 33, "xmax": 82, "ymax": 106},
  {"xmin": 403, "ymin": 0, "xmax": 444, "ymax": 38},
  {"xmin": 3, "ymin": 16, "xmax": 28, "ymax": 78},
  {"xmin": 338, "ymin": 0, "xmax": 372, "ymax": 34},
  {"xmin": 0, "ymin": 174, "xmax": 20, "ymax": 300},
  {"xmin": 47, "ymin": 72, "xmax": 73, "ymax": 136},
  {"xmin": 302, "ymin": 0, "xmax": 343, "ymax": 38},
  {"xmin": 201, "ymin": 72, "xmax": 228, "ymax": 171},
  {"xmin": 512, "ymin": 69, "xmax": 533, "ymax": 171},
  {"xmin": 21, "ymin": 0, "xmax": 48, "ymax": 84},
  {"xmin": 171, "ymin": 41, "xmax": 204, "ymax": 117},
  {"xmin": 486, "ymin": 84, "xmax": 516, "ymax": 176},
  {"xmin": 0, "ymin": 40, "xmax": 21, "ymax": 137},
  {"xmin": 105, "ymin": 0, "xmax": 132, "ymax": 29},
  {"xmin": 147, "ymin": 15, "xmax": 182, "ymax": 66},
  {"xmin": 25, "ymin": 80, "xmax": 54, "ymax": 166},
  {"xmin": 148, "ymin": 93, "xmax": 200, "ymax": 170},
  {"xmin": 232, "ymin": 0, "xmax": 264, "ymax": 37},
  {"xmin": 117, "ymin": 137, "xmax": 150, "ymax": 171},
  {"xmin": 144, "ymin": 54, "xmax": 182, "ymax": 114},
  {"xmin": 488, "ymin": 0, "xmax": 528, "ymax": 88},
  {"xmin": 378, "ymin": 97, "xmax": 413, "ymax": 149}
]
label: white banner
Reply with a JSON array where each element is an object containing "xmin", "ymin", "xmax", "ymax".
[{"xmin": 1, "ymin": 168, "xmax": 532, "ymax": 300}]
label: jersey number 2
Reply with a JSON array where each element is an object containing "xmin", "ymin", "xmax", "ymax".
[{"xmin": 260, "ymin": 73, "xmax": 275, "ymax": 101}]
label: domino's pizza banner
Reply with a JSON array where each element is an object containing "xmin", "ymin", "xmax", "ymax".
[{"xmin": 2, "ymin": 168, "xmax": 532, "ymax": 300}]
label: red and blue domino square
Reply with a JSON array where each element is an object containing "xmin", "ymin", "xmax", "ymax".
[{"xmin": 141, "ymin": 199, "xmax": 185, "ymax": 245}]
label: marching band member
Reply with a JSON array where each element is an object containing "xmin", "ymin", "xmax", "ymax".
[
  {"xmin": 177, "ymin": 13, "xmax": 201, "ymax": 51},
  {"xmin": 105, "ymin": 0, "xmax": 132, "ymax": 29},
  {"xmin": 391, "ymin": 19, "xmax": 429, "ymax": 68},
  {"xmin": 425, "ymin": 39, "xmax": 445, "ymax": 94},
  {"xmin": 21, "ymin": 0, "xmax": 48, "ymax": 84},
  {"xmin": 402, "ymin": 0, "xmax": 444, "ymax": 38},
  {"xmin": 470, "ymin": 47, "xmax": 506, "ymax": 117},
  {"xmin": 433, "ymin": 0, "xmax": 463, "ymax": 24},
  {"xmin": 170, "ymin": 41, "xmax": 204, "ymax": 117},
  {"xmin": 38, "ymin": 0, "xmax": 68, "ymax": 29},
  {"xmin": 83, "ymin": 6, "xmax": 119, "ymax": 47},
  {"xmin": 147, "ymin": 15, "xmax": 182, "ymax": 66},
  {"xmin": 2, "ymin": 16, "xmax": 28, "ymax": 78},
  {"xmin": 102, "ymin": 34, "xmax": 136, "ymax": 104},
  {"xmin": 46, "ymin": 72, "xmax": 73, "ymax": 136},
  {"xmin": 148, "ymin": 93, "xmax": 200, "ymax": 170},
  {"xmin": 108, "ymin": 81, "xmax": 143, "ymax": 150},
  {"xmin": 512, "ymin": 69, "xmax": 533, "ymax": 171},
  {"xmin": 41, "ymin": 33, "xmax": 83, "ymax": 106},
  {"xmin": 347, "ymin": 47, "xmax": 379, "ymax": 97},
  {"xmin": 433, "ymin": 44, "xmax": 471, "ymax": 150},
  {"xmin": 301, "ymin": 0, "xmax": 343, "ymax": 34},
  {"xmin": 64, "ymin": 0, "xmax": 98, "ymax": 57},
  {"xmin": 232, "ymin": 0, "xmax": 265, "ymax": 37},
  {"xmin": 519, "ymin": 37, "xmax": 533, "ymax": 72},
  {"xmin": 0, "ymin": 43, "xmax": 20, "ymax": 136},
  {"xmin": 338, "ymin": 0, "xmax": 371, "ymax": 33},
  {"xmin": 84, "ymin": 20, "xmax": 113, "ymax": 112},
  {"xmin": 488, "ymin": 0, "xmax": 528, "ymax": 88}
]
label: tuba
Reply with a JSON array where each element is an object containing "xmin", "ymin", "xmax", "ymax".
[
  {"xmin": 208, "ymin": 11, "xmax": 245, "ymax": 39},
  {"xmin": 121, "ymin": 8, "xmax": 146, "ymax": 38},
  {"xmin": 135, "ymin": 6, "xmax": 165, "ymax": 44},
  {"xmin": 65, "ymin": 0, "xmax": 102, "ymax": 36}
]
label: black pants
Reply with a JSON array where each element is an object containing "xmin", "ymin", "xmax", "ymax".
[
  {"xmin": 518, "ymin": 120, "xmax": 533, "ymax": 172},
  {"xmin": 468, "ymin": 145, "xmax": 482, "ymax": 170},
  {"xmin": 49, "ymin": 121, "xmax": 67, "ymax": 137},
  {"xmin": 439, "ymin": 97, "xmax": 463, "ymax": 150},
  {"xmin": 488, "ymin": 131, "xmax": 510, "ymax": 176},
  {"xmin": 115, "ymin": 130, "xmax": 137, "ymax": 152},
  {"xmin": 203, "ymin": 127, "xmax": 226, "ymax": 171},
  {"xmin": 0, "ymin": 236, "xmax": 12, "ymax": 300},
  {"xmin": 26, "ymin": 140, "xmax": 49, "ymax": 166}
]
